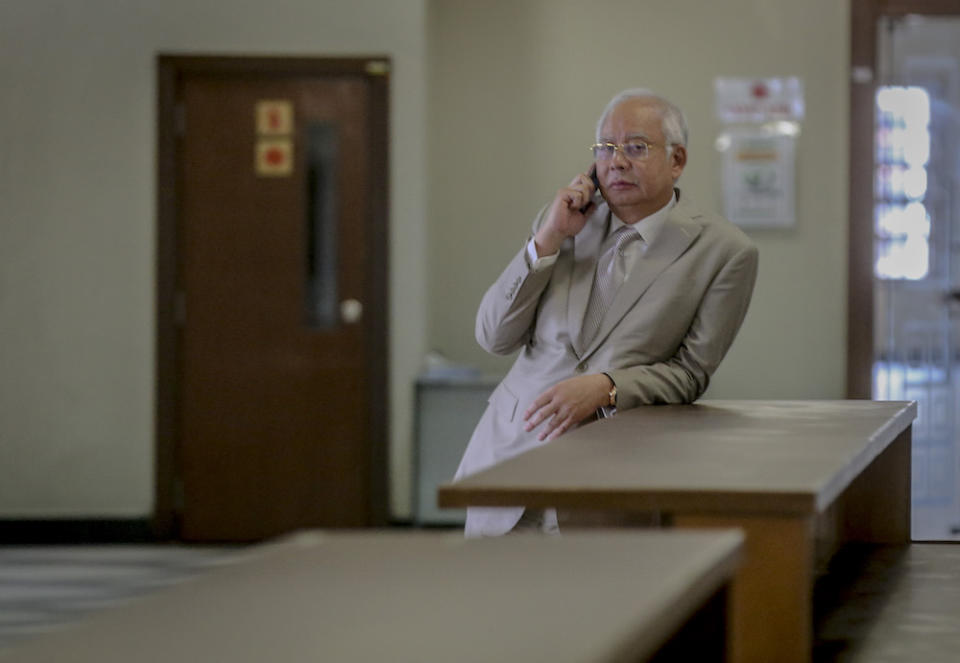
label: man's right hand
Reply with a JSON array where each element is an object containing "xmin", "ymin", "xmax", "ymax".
[{"xmin": 533, "ymin": 170, "xmax": 597, "ymax": 257}]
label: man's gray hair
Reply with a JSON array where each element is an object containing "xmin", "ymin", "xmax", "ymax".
[{"xmin": 595, "ymin": 88, "xmax": 688, "ymax": 151}]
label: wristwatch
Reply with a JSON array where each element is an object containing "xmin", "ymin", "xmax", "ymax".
[{"xmin": 603, "ymin": 373, "xmax": 617, "ymax": 407}]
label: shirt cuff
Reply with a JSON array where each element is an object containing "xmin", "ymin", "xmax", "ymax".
[{"xmin": 525, "ymin": 237, "xmax": 559, "ymax": 272}]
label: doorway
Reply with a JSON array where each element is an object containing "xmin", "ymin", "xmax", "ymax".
[
  {"xmin": 155, "ymin": 56, "xmax": 389, "ymax": 541},
  {"xmin": 850, "ymin": 3, "xmax": 960, "ymax": 540}
]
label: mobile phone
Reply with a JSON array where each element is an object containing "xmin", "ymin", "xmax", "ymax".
[{"xmin": 579, "ymin": 166, "xmax": 602, "ymax": 213}]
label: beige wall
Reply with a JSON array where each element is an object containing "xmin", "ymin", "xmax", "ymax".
[
  {"xmin": 0, "ymin": 0, "xmax": 427, "ymax": 518},
  {"xmin": 0, "ymin": 0, "xmax": 852, "ymax": 522},
  {"xmin": 428, "ymin": 0, "xmax": 850, "ymax": 402}
]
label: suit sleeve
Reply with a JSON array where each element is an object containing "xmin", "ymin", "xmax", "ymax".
[
  {"xmin": 607, "ymin": 242, "xmax": 759, "ymax": 407},
  {"xmin": 475, "ymin": 206, "xmax": 556, "ymax": 355}
]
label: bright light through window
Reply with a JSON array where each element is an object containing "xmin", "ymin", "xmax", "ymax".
[
  {"xmin": 874, "ymin": 87, "xmax": 931, "ymax": 280},
  {"xmin": 876, "ymin": 201, "xmax": 930, "ymax": 236},
  {"xmin": 877, "ymin": 87, "xmax": 930, "ymax": 127}
]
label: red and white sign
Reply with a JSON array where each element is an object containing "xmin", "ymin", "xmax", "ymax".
[
  {"xmin": 715, "ymin": 77, "xmax": 804, "ymax": 124},
  {"xmin": 255, "ymin": 138, "xmax": 293, "ymax": 177},
  {"xmin": 256, "ymin": 100, "xmax": 293, "ymax": 135}
]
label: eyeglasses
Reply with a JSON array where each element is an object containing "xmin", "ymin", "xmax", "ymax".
[{"xmin": 590, "ymin": 141, "xmax": 666, "ymax": 161}]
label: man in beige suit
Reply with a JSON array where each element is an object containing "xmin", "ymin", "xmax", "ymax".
[{"xmin": 454, "ymin": 88, "xmax": 759, "ymax": 537}]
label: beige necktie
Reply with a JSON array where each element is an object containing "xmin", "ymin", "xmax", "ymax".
[{"xmin": 580, "ymin": 225, "xmax": 641, "ymax": 346}]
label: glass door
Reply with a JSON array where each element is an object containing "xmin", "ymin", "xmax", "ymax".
[{"xmin": 873, "ymin": 16, "xmax": 960, "ymax": 540}]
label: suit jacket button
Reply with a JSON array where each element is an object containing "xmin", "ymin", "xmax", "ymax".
[{"xmin": 576, "ymin": 363, "xmax": 586, "ymax": 373}]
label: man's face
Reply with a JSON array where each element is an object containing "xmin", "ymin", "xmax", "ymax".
[{"xmin": 596, "ymin": 98, "xmax": 686, "ymax": 219}]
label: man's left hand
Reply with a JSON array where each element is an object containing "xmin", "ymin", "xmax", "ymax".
[{"xmin": 523, "ymin": 374, "xmax": 612, "ymax": 442}]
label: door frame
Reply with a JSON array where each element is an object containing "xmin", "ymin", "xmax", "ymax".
[
  {"xmin": 848, "ymin": 1, "xmax": 960, "ymax": 398},
  {"xmin": 154, "ymin": 55, "xmax": 390, "ymax": 538}
]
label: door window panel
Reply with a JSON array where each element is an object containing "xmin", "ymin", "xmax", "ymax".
[{"xmin": 305, "ymin": 123, "xmax": 340, "ymax": 329}]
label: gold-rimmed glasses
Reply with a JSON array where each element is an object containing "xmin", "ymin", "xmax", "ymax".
[{"xmin": 590, "ymin": 141, "xmax": 667, "ymax": 161}]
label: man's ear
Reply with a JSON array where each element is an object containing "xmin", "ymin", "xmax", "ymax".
[{"xmin": 671, "ymin": 145, "xmax": 687, "ymax": 177}]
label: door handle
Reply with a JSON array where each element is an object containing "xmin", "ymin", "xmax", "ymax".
[{"xmin": 340, "ymin": 298, "xmax": 363, "ymax": 324}]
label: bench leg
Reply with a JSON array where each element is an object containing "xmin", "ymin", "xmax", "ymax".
[
  {"xmin": 840, "ymin": 426, "xmax": 911, "ymax": 543},
  {"xmin": 672, "ymin": 514, "xmax": 813, "ymax": 663}
]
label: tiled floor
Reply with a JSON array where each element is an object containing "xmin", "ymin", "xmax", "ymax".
[
  {"xmin": 0, "ymin": 545, "xmax": 241, "ymax": 651},
  {"xmin": 813, "ymin": 543, "xmax": 960, "ymax": 662}
]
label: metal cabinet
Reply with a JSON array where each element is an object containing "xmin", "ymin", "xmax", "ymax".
[{"xmin": 413, "ymin": 376, "xmax": 498, "ymax": 525}]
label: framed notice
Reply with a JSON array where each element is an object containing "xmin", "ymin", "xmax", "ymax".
[
  {"xmin": 715, "ymin": 76, "xmax": 803, "ymax": 229},
  {"xmin": 721, "ymin": 129, "xmax": 796, "ymax": 229}
]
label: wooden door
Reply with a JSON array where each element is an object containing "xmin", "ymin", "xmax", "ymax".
[{"xmin": 156, "ymin": 57, "xmax": 389, "ymax": 542}]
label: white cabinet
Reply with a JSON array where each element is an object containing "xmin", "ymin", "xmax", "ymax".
[{"xmin": 413, "ymin": 377, "xmax": 498, "ymax": 525}]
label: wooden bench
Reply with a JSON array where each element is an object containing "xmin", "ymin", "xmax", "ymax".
[
  {"xmin": 3, "ymin": 530, "xmax": 743, "ymax": 662},
  {"xmin": 439, "ymin": 400, "xmax": 917, "ymax": 663}
]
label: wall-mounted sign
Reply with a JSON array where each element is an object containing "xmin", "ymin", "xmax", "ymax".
[
  {"xmin": 715, "ymin": 77, "xmax": 804, "ymax": 124},
  {"xmin": 256, "ymin": 138, "xmax": 293, "ymax": 177},
  {"xmin": 721, "ymin": 130, "xmax": 795, "ymax": 229},
  {"xmin": 715, "ymin": 76, "xmax": 803, "ymax": 229},
  {"xmin": 256, "ymin": 100, "xmax": 293, "ymax": 135}
]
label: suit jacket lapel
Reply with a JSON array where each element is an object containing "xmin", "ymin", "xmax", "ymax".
[
  {"xmin": 567, "ymin": 204, "xmax": 610, "ymax": 357},
  {"xmin": 581, "ymin": 200, "xmax": 703, "ymax": 358}
]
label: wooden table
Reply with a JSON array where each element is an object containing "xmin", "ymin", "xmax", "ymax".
[
  {"xmin": 3, "ymin": 530, "xmax": 744, "ymax": 662},
  {"xmin": 438, "ymin": 400, "xmax": 917, "ymax": 663}
]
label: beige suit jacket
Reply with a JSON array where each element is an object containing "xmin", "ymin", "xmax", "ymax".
[{"xmin": 455, "ymin": 190, "xmax": 759, "ymax": 536}]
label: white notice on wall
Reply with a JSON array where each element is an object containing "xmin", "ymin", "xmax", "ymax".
[{"xmin": 722, "ymin": 129, "xmax": 796, "ymax": 229}]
